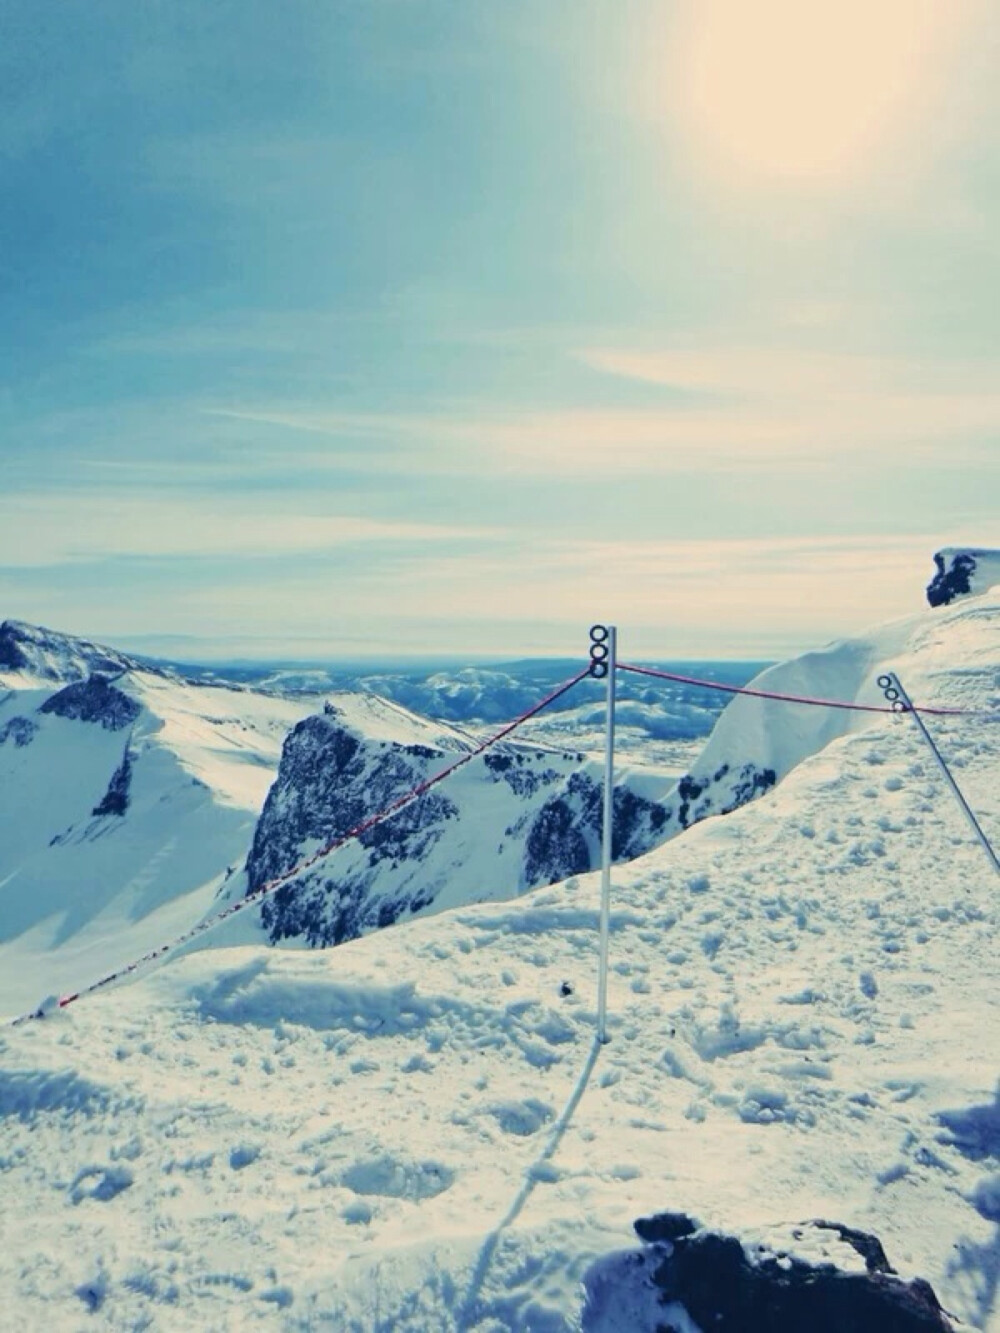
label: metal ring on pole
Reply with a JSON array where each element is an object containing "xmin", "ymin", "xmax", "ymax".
[
  {"xmin": 590, "ymin": 625, "xmax": 611, "ymax": 678},
  {"xmin": 877, "ymin": 672, "xmax": 910, "ymax": 714}
]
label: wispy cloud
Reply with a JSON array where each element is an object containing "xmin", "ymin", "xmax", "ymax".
[
  {"xmin": 0, "ymin": 492, "xmax": 497, "ymax": 568},
  {"xmin": 207, "ymin": 352, "xmax": 1000, "ymax": 476}
]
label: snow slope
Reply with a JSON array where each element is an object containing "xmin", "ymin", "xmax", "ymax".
[
  {"xmin": 0, "ymin": 590, "xmax": 998, "ymax": 1330},
  {"xmin": 0, "ymin": 648, "xmax": 310, "ymax": 1016}
]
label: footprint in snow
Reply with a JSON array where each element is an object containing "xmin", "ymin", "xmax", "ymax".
[
  {"xmin": 70, "ymin": 1164, "xmax": 133, "ymax": 1204},
  {"xmin": 341, "ymin": 1155, "xmax": 454, "ymax": 1200},
  {"xmin": 490, "ymin": 1098, "xmax": 553, "ymax": 1137}
]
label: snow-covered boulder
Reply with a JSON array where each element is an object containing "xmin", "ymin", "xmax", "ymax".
[
  {"xmin": 245, "ymin": 693, "xmax": 673, "ymax": 946},
  {"xmin": 927, "ymin": 548, "xmax": 1000, "ymax": 608}
]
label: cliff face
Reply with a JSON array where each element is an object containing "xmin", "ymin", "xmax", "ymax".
[{"xmin": 245, "ymin": 694, "xmax": 675, "ymax": 947}]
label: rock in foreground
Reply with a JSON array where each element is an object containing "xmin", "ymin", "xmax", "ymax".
[{"xmin": 583, "ymin": 1213, "xmax": 955, "ymax": 1332}]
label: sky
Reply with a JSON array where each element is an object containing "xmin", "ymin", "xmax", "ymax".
[{"xmin": 3, "ymin": 0, "xmax": 999, "ymax": 661}]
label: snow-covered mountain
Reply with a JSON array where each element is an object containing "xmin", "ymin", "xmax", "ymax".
[
  {"xmin": 0, "ymin": 625, "xmax": 311, "ymax": 1015},
  {"xmin": 0, "ymin": 620, "xmax": 707, "ymax": 1014},
  {"xmin": 1, "ymin": 568, "xmax": 999, "ymax": 1330},
  {"xmin": 241, "ymin": 692, "xmax": 674, "ymax": 948},
  {"xmin": 0, "ymin": 618, "xmax": 146, "ymax": 683}
]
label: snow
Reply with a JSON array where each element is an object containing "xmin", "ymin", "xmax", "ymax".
[
  {"xmin": 0, "ymin": 668, "xmax": 310, "ymax": 1015},
  {"xmin": 0, "ymin": 588, "xmax": 998, "ymax": 1329}
]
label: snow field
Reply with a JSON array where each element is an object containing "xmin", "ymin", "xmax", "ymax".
[{"xmin": 1, "ymin": 689, "xmax": 997, "ymax": 1330}]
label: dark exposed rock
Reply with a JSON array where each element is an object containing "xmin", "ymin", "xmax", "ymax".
[
  {"xmin": 522, "ymin": 774, "xmax": 672, "ymax": 887},
  {"xmin": 675, "ymin": 761, "xmax": 776, "ymax": 830},
  {"xmin": 633, "ymin": 1211, "xmax": 699, "ymax": 1245},
  {"xmin": 927, "ymin": 551, "xmax": 977, "ymax": 607},
  {"xmin": 583, "ymin": 1215, "xmax": 955, "ymax": 1332},
  {"xmin": 523, "ymin": 796, "xmax": 592, "ymax": 886},
  {"xmin": 808, "ymin": 1219, "xmax": 894, "ymax": 1274},
  {"xmin": 0, "ymin": 716, "xmax": 38, "ymax": 748},
  {"xmin": 92, "ymin": 746, "xmax": 133, "ymax": 817},
  {"xmin": 484, "ymin": 749, "xmax": 564, "ymax": 798},
  {"xmin": 248, "ymin": 710, "xmax": 467, "ymax": 946},
  {"xmin": 39, "ymin": 676, "xmax": 140, "ymax": 732}
]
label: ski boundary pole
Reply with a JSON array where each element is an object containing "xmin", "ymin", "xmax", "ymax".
[
  {"xmin": 7, "ymin": 666, "xmax": 591, "ymax": 1028},
  {"xmin": 878, "ymin": 672, "xmax": 1000, "ymax": 877}
]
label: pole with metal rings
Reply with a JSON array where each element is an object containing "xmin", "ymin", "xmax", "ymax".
[{"xmin": 591, "ymin": 624, "xmax": 617, "ymax": 1042}]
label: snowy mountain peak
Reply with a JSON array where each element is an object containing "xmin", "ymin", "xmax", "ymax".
[
  {"xmin": 244, "ymin": 698, "xmax": 674, "ymax": 947},
  {"xmin": 0, "ymin": 619, "xmax": 143, "ymax": 684},
  {"xmin": 927, "ymin": 547, "xmax": 1000, "ymax": 607}
]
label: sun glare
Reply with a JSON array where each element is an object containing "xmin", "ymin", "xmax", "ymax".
[{"xmin": 663, "ymin": 0, "xmax": 975, "ymax": 188}]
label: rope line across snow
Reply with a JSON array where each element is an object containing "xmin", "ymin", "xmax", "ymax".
[{"xmin": 617, "ymin": 662, "xmax": 971, "ymax": 717}]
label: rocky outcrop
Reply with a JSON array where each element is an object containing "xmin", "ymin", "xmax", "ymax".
[
  {"xmin": 92, "ymin": 746, "xmax": 134, "ymax": 817},
  {"xmin": 584, "ymin": 1213, "xmax": 955, "ymax": 1332},
  {"xmin": 39, "ymin": 677, "xmax": 140, "ymax": 732},
  {"xmin": 927, "ymin": 548, "xmax": 1000, "ymax": 607},
  {"xmin": 247, "ymin": 695, "xmax": 672, "ymax": 948},
  {"xmin": 0, "ymin": 716, "xmax": 39, "ymax": 748}
]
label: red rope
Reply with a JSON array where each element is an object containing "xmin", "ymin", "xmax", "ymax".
[
  {"xmin": 9, "ymin": 667, "xmax": 589, "ymax": 1027},
  {"xmin": 617, "ymin": 662, "xmax": 970, "ymax": 717}
]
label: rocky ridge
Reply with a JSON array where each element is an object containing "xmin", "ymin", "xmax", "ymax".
[{"xmin": 246, "ymin": 694, "xmax": 674, "ymax": 946}]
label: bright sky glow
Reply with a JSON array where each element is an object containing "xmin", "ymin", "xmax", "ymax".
[
  {"xmin": 2, "ymin": 1, "xmax": 998, "ymax": 660},
  {"xmin": 662, "ymin": 0, "xmax": 977, "ymax": 188}
]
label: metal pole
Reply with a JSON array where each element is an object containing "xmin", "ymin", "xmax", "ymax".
[
  {"xmin": 883, "ymin": 672, "xmax": 1000, "ymax": 877},
  {"xmin": 597, "ymin": 625, "xmax": 617, "ymax": 1043}
]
